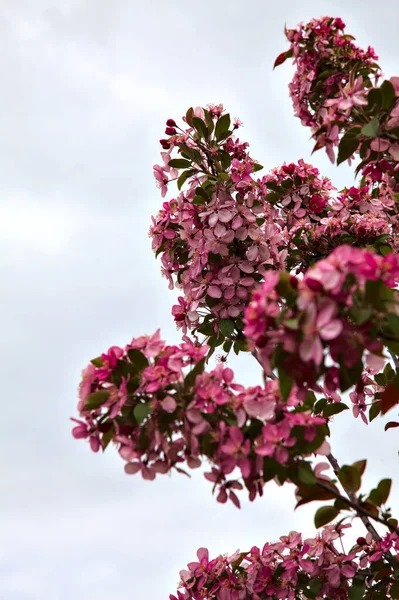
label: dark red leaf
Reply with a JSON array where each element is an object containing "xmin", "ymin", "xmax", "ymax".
[
  {"xmin": 273, "ymin": 51, "xmax": 289, "ymax": 69},
  {"xmin": 385, "ymin": 421, "xmax": 399, "ymax": 431},
  {"xmin": 381, "ymin": 383, "xmax": 399, "ymax": 414}
]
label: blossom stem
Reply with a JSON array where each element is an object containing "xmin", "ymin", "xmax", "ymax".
[
  {"xmin": 251, "ymin": 350, "xmax": 277, "ymax": 379},
  {"xmin": 316, "ymin": 479, "xmax": 399, "ymax": 535},
  {"xmin": 326, "ymin": 452, "xmax": 383, "ymax": 542}
]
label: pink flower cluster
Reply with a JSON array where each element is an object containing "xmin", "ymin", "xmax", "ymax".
[
  {"xmin": 283, "ymin": 179, "xmax": 399, "ymax": 272},
  {"xmin": 244, "ymin": 245, "xmax": 399, "ymax": 392},
  {"xmin": 152, "ymin": 111, "xmax": 399, "ymax": 349},
  {"xmin": 171, "ymin": 526, "xmax": 399, "ymax": 600},
  {"xmin": 277, "ymin": 17, "xmax": 399, "ymax": 192},
  {"xmin": 72, "ymin": 330, "xmax": 329, "ymax": 506},
  {"xmin": 280, "ymin": 16, "xmax": 381, "ymax": 162},
  {"xmin": 150, "ymin": 106, "xmax": 286, "ymax": 339},
  {"xmin": 261, "ymin": 160, "xmax": 335, "ymax": 227}
]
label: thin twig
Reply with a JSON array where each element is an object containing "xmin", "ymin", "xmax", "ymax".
[
  {"xmin": 251, "ymin": 350, "xmax": 277, "ymax": 379},
  {"xmin": 316, "ymin": 480, "xmax": 399, "ymax": 537},
  {"xmin": 326, "ymin": 452, "xmax": 382, "ymax": 542}
]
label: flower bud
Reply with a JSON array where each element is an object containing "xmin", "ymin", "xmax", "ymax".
[
  {"xmin": 165, "ymin": 127, "xmax": 177, "ymax": 135},
  {"xmin": 166, "ymin": 119, "xmax": 176, "ymax": 127},
  {"xmin": 160, "ymin": 139, "xmax": 170, "ymax": 149},
  {"xmin": 356, "ymin": 537, "xmax": 366, "ymax": 546}
]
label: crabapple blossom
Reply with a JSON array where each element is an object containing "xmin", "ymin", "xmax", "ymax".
[{"xmin": 72, "ymin": 15, "xmax": 399, "ymax": 600}]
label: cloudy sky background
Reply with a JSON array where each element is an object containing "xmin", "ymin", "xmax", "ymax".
[{"xmin": 1, "ymin": 1, "xmax": 399, "ymax": 598}]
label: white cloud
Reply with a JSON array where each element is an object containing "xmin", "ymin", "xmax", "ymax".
[{"xmin": 0, "ymin": 194, "xmax": 89, "ymax": 253}]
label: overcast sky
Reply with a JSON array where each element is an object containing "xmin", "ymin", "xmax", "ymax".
[{"xmin": 1, "ymin": 1, "xmax": 399, "ymax": 599}]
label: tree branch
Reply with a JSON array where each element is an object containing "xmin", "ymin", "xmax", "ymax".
[
  {"xmin": 316, "ymin": 479, "xmax": 399, "ymax": 537},
  {"xmin": 326, "ymin": 452, "xmax": 383, "ymax": 543}
]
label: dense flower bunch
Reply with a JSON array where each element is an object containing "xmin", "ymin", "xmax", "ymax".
[
  {"xmin": 261, "ymin": 160, "xmax": 335, "ymax": 228},
  {"xmin": 150, "ymin": 107, "xmax": 288, "ymax": 351},
  {"xmin": 275, "ymin": 16, "xmax": 380, "ymax": 161},
  {"xmin": 73, "ymin": 331, "xmax": 332, "ymax": 506},
  {"xmin": 244, "ymin": 245, "xmax": 399, "ymax": 395},
  {"xmin": 260, "ymin": 162, "xmax": 399, "ymax": 273},
  {"xmin": 171, "ymin": 527, "xmax": 399, "ymax": 600},
  {"xmin": 276, "ymin": 17, "xmax": 399, "ymax": 186}
]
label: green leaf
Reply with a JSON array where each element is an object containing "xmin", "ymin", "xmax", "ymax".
[
  {"xmin": 338, "ymin": 465, "xmax": 361, "ymax": 492},
  {"xmin": 90, "ymin": 356, "xmax": 103, "ymax": 367},
  {"xmin": 192, "ymin": 117, "xmax": 208, "ymax": 140},
  {"xmin": 184, "ymin": 358, "xmax": 206, "ymax": 390},
  {"xmin": 314, "ymin": 505, "xmax": 340, "ymax": 528},
  {"xmin": 337, "ymin": 135, "xmax": 360, "ymax": 165},
  {"xmin": 197, "ymin": 322, "xmax": 215, "ymax": 336},
  {"xmin": 218, "ymin": 149, "xmax": 232, "ymax": 170},
  {"xmin": 185, "ymin": 107, "xmax": 194, "ymax": 126},
  {"xmin": 334, "ymin": 497, "xmax": 350, "ymax": 510},
  {"xmin": 281, "ymin": 178, "xmax": 293, "ymax": 190},
  {"xmin": 314, "ymin": 398, "xmax": 328, "ymax": 414},
  {"xmin": 308, "ymin": 579, "xmax": 322, "ymax": 596},
  {"xmin": 180, "ymin": 145, "xmax": 204, "ymax": 164},
  {"xmin": 304, "ymin": 391, "xmax": 317, "ymax": 409},
  {"xmin": 323, "ymin": 402, "xmax": 349, "ymax": 418},
  {"xmin": 379, "ymin": 244, "xmax": 392, "ymax": 256},
  {"xmin": 385, "ymin": 339, "xmax": 399, "ymax": 354},
  {"xmin": 368, "ymin": 487, "xmax": 383, "ymax": 506},
  {"xmin": 223, "ymin": 340, "xmax": 233, "ymax": 353},
  {"xmin": 369, "ymin": 400, "xmax": 381, "ymax": 421},
  {"xmin": 127, "ymin": 349, "xmax": 149, "ymax": 371},
  {"xmin": 215, "ymin": 114, "xmax": 231, "ymax": 141},
  {"xmin": 384, "ymin": 362, "xmax": 395, "ymax": 380},
  {"xmin": 219, "ymin": 319, "xmax": 235, "ymax": 337},
  {"xmin": 265, "ymin": 181, "xmax": 280, "ymax": 192},
  {"xmin": 298, "ymin": 463, "xmax": 316, "ymax": 485},
  {"xmin": 252, "ymin": 163, "xmax": 263, "ymax": 172},
  {"xmin": 348, "ymin": 582, "xmax": 366, "ymax": 600},
  {"xmin": 177, "ymin": 168, "xmax": 198, "ymax": 190},
  {"xmin": 194, "ymin": 186, "xmax": 209, "ymax": 199},
  {"xmin": 233, "ymin": 338, "xmax": 248, "ymax": 354},
  {"xmin": 380, "ymin": 80, "xmax": 396, "ymax": 110},
  {"xmin": 192, "ymin": 195, "xmax": 207, "ymax": 205},
  {"xmin": 101, "ymin": 426, "xmax": 114, "ymax": 450},
  {"xmin": 278, "ymin": 367, "xmax": 293, "ymax": 401},
  {"xmin": 133, "ymin": 402, "xmax": 151, "ymax": 424},
  {"xmin": 377, "ymin": 478, "xmax": 392, "ymax": 504},
  {"xmin": 338, "ymin": 360, "xmax": 363, "ymax": 392},
  {"xmin": 367, "ymin": 88, "xmax": 382, "ymax": 109},
  {"xmin": 361, "ymin": 116, "xmax": 379, "ymax": 138},
  {"xmin": 203, "ymin": 109, "xmax": 214, "ymax": 134},
  {"xmin": 375, "ymin": 233, "xmax": 391, "ymax": 244},
  {"xmin": 84, "ymin": 390, "xmax": 111, "ymax": 410},
  {"xmin": 374, "ymin": 372, "xmax": 387, "ymax": 386},
  {"xmin": 390, "ymin": 582, "xmax": 399, "ymax": 600},
  {"xmin": 265, "ymin": 191, "xmax": 280, "ymax": 204},
  {"xmin": 349, "ymin": 307, "xmax": 373, "ymax": 325},
  {"xmin": 384, "ymin": 313, "xmax": 399, "ymax": 337},
  {"xmin": 352, "ymin": 460, "xmax": 367, "ymax": 476},
  {"xmin": 168, "ymin": 158, "xmax": 192, "ymax": 169}
]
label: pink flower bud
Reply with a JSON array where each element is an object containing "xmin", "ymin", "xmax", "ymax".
[
  {"xmin": 165, "ymin": 127, "xmax": 177, "ymax": 135},
  {"xmin": 166, "ymin": 119, "xmax": 176, "ymax": 127}
]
